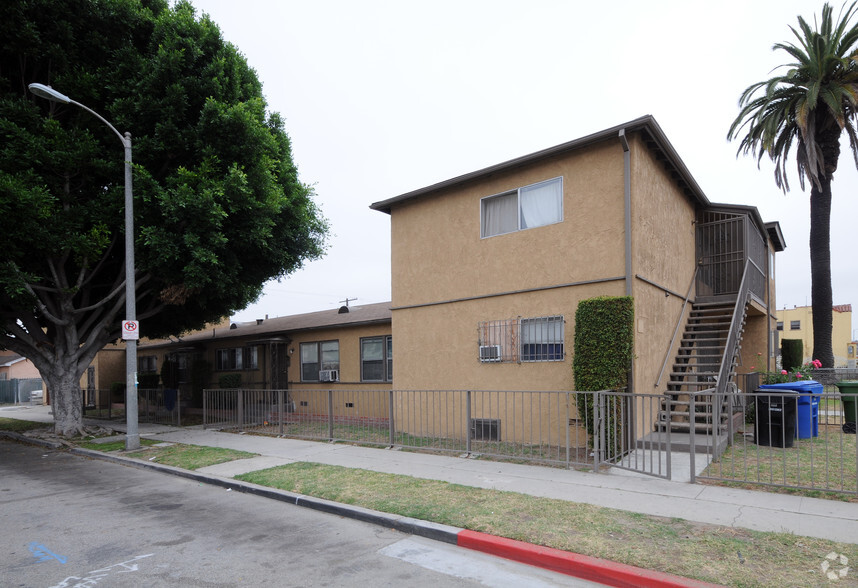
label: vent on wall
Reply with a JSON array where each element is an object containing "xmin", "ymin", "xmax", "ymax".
[{"xmin": 471, "ymin": 418, "xmax": 500, "ymax": 441}]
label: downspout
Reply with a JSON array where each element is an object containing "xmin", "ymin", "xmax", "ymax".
[{"xmin": 619, "ymin": 129, "xmax": 634, "ymax": 394}]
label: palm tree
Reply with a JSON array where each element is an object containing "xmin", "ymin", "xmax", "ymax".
[{"xmin": 729, "ymin": 1, "xmax": 858, "ymax": 368}]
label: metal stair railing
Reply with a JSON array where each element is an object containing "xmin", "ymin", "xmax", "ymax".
[
  {"xmin": 655, "ymin": 267, "xmax": 698, "ymax": 391},
  {"xmin": 711, "ymin": 260, "xmax": 752, "ymax": 456}
]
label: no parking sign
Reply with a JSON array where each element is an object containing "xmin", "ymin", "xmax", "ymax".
[{"xmin": 122, "ymin": 320, "xmax": 139, "ymax": 340}]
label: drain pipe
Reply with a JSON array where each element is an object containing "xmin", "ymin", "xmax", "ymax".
[
  {"xmin": 619, "ymin": 129, "xmax": 632, "ymax": 296},
  {"xmin": 619, "ymin": 129, "xmax": 634, "ymax": 395}
]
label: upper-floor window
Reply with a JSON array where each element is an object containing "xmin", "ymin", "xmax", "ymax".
[
  {"xmin": 301, "ymin": 340, "xmax": 339, "ymax": 381},
  {"xmin": 361, "ymin": 336, "xmax": 393, "ymax": 382},
  {"xmin": 776, "ymin": 321, "xmax": 783, "ymax": 331},
  {"xmin": 790, "ymin": 320, "xmax": 801, "ymax": 330},
  {"xmin": 478, "ymin": 315, "xmax": 565, "ymax": 363},
  {"xmin": 216, "ymin": 346, "xmax": 258, "ymax": 370},
  {"xmin": 480, "ymin": 177, "xmax": 563, "ymax": 238}
]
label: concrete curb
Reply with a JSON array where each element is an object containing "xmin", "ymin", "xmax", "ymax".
[
  {"xmin": 457, "ymin": 530, "xmax": 723, "ymax": 588},
  {"xmin": 63, "ymin": 446, "xmax": 723, "ymax": 587},
  {"xmin": 0, "ymin": 430, "xmax": 65, "ymax": 450}
]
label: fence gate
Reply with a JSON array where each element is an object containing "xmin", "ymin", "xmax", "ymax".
[{"xmin": 594, "ymin": 391, "xmax": 673, "ymax": 480}]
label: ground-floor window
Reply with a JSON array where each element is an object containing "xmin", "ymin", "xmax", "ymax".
[
  {"xmin": 361, "ymin": 335, "xmax": 392, "ymax": 382},
  {"xmin": 216, "ymin": 346, "xmax": 258, "ymax": 370},
  {"xmin": 301, "ymin": 340, "xmax": 339, "ymax": 381},
  {"xmin": 478, "ymin": 315, "xmax": 564, "ymax": 363}
]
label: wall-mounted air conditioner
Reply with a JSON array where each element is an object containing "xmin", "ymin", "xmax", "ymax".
[
  {"xmin": 319, "ymin": 369, "xmax": 339, "ymax": 382},
  {"xmin": 479, "ymin": 345, "xmax": 501, "ymax": 362}
]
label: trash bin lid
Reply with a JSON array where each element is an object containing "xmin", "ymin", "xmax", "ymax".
[{"xmin": 759, "ymin": 380, "xmax": 823, "ymax": 393}]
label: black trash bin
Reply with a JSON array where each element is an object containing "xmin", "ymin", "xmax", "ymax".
[{"xmin": 755, "ymin": 389, "xmax": 797, "ymax": 448}]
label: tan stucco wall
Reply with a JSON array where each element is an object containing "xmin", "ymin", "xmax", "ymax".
[
  {"xmin": 81, "ymin": 347, "xmax": 125, "ymax": 391},
  {"xmin": 392, "ymin": 281, "xmax": 625, "ymax": 393},
  {"xmin": 390, "ymin": 140, "xmax": 626, "ymax": 309},
  {"xmin": 627, "ymin": 134, "xmax": 699, "ymax": 394}
]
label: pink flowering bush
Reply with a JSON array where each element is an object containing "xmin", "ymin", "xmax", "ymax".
[{"xmin": 762, "ymin": 360, "xmax": 821, "ymax": 384}]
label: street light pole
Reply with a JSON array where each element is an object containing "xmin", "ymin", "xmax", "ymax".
[{"xmin": 28, "ymin": 83, "xmax": 140, "ymax": 450}]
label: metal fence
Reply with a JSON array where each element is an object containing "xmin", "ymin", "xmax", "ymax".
[
  {"xmin": 693, "ymin": 386, "xmax": 858, "ymax": 495},
  {"xmin": 82, "ymin": 388, "xmax": 188, "ymax": 426},
  {"xmin": 202, "ymin": 388, "xmax": 673, "ymax": 475},
  {"xmin": 0, "ymin": 378, "xmax": 44, "ymax": 404}
]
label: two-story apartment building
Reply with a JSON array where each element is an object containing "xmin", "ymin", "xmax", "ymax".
[
  {"xmin": 370, "ymin": 115, "xmax": 785, "ymax": 436},
  {"xmin": 777, "ymin": 304, "xmax": 853, "ymax": 367}
]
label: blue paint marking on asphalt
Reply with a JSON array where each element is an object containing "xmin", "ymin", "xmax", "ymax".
[{"xmin": 29, "ymin": 542, "xmax": 67, "ymax": 564}]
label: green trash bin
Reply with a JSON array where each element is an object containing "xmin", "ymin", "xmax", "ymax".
[{"xmin": 835, "ymin": 381, "xmax": 858, "ymax": 434}]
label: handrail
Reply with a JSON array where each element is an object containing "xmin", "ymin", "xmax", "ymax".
[
  {"xmin": 716, "ymin": 261, "xmax": 752, "ymax": 397},
  {"xmin": 655, "ymin": 267, "xmax": 698, "ymax": 389}
]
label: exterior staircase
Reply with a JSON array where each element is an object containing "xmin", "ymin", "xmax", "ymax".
[{"xmin": 655, "ymin": 299, "xmax": 746, "ymax": 450}]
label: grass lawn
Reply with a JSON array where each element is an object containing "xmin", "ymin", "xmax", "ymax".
[
  {"xmin": 236, "ymin": 461, "xmax": 856, "ymax": 588},
  {"xmin": 703, "ymin": 425, "xmax": 858, "ymax": 500},
  {"xmin": 0, "ymin": 417, "xmax": 50, "ymax": 433}
]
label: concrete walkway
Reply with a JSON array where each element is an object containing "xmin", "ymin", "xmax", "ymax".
[{"xmin": 4, "ymin": 404, "xmax": 855, "ymax": 545}]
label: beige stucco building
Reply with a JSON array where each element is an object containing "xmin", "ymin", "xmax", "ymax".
[
  {"xmin": 777, "ymin": 304, "xmax": 853, "ymax": 367},
  {"xmin": 371, "ymin": 116, "xmax": 785, "ymax": 437},
  {"xmin": 136, "ymin": 303, "xmax": 392, "ymax": 415}
]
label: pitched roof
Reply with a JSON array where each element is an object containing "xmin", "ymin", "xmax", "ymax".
[
  {"xmin": 370, "ymin": 115, "xmax": 709, "ymax": 214},
  {"xmin": 833, "ymin": 304, "xmax": 853, "ymax": 313},
  {"xmin": 140, "ymin": 301, "xmax": 391, "ymax": 350}
]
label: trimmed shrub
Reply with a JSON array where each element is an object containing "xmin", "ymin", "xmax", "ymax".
[
  {"xmin": 781, "ymin": 339, "xmax": 803, "ymax": 372},
  {"xmin": 573, "ymin": 296, "xmax": 634, "ymax": 459}
]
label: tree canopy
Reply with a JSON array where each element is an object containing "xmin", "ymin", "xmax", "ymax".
[
  {"xmin": 728, "ymin": 1, "xmax": 858, "ymax": 367},
  {"xmin": 0, "ymin": 0, "xmax": 328, "ymax": 434}
]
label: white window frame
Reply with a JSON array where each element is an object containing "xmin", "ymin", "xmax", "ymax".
[
  {"xmin": 480, "ymin": 177, "xmax": 563, "ymax": 238},
  {"xmin": 301, "ymin": 340, "xmax": 340, "ymax": 382}
]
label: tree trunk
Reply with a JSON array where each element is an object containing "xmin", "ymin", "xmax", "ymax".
[
  {"xmin": 47, "ymin": 367, "xmax": 85, "ymax": 437},
  {"xmin": 809, "ymin": 178, "xmax": 834, "ymax": 368}
]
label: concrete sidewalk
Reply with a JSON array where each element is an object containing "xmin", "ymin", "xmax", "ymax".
[{"xmin": 4, "ymin": 404, "xmax": 855, "ymax": 546}]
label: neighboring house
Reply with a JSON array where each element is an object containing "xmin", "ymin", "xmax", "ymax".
[
  {"xmin": 0, "ymin": 351, "xmax": 41, "ymax": 380},
  {"xmin": 848, "ymin": 340, "xmax": 858, "ymax": 368},
  {"xmin": 370, "ymin": 115, "xmax": 786, "ymax": 437},
  {"xmin": 0, "ymin": 350, "xmax": 43, "ymax": 404},
  {"xmin": 776, "ymin": 304, "xmax": 853, "ymax": 367},
  {"xmin": 136, "ymin": 302, "xmax": 392, "ymax": 409}
]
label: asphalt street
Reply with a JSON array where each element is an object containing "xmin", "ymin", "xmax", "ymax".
[{"xmin": 0, "ymin": 440, "xmax": 598, "ymax": 587}]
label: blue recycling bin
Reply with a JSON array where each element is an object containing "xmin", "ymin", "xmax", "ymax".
[{"xmin": 759, "ymin": 380, "xmax": 823, "ymax": 439}]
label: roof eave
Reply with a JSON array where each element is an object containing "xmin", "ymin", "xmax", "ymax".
[{"xmin": 369, "ymin": 115, "xmax": 710, "ymax": 214}]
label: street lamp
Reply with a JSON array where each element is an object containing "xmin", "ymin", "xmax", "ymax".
[{"xmin": 28, "ymin": 83, "xmax": 140, "ymax": 450}]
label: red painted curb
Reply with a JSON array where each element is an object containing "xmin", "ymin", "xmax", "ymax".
[{"xmin": 457, "ymin": 530, "xmax": 723, "ymax": 588}]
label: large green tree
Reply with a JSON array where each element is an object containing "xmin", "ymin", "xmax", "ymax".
[
  {"xmin": 728, "ymin": 2, "xmax": 858, "ymax": 368},
  {"xmin": 0, "ymin": 0, "xmax": 327, "ymax": 434}
]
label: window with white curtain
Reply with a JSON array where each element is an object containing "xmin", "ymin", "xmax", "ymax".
[{"xmin": 480, "ymin": 177, "xmax": 563, "ymax": 238}]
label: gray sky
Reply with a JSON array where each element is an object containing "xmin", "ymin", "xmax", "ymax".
[{"xmin": 204, "ymin": 1, "xmax": 858, "ymax": 338}]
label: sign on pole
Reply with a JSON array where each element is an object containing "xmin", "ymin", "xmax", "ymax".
[{"xmin": 122, "ymin": 320, "xmax": 139, "ymax": 340}]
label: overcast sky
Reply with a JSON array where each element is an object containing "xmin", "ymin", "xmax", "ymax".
[{"xmin": 200, "ymin": 1, "xmax": 858, "ymax": 338}]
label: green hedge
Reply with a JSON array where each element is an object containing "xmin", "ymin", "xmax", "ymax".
[
  {"xmin": 781, "ymin": 339, "xmax": 803, "ymax": 372},
  {"xmin": 573, "ymin": 296, "xmax": 634, "ymax": 459}
]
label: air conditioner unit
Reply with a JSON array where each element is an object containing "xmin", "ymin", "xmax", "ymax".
[
  {"xmin": 319, "ymin": 369, "xmax": 339, "ymax": 382},
  {"xmin": 479, "ymin": 345, "xmax": 501, "ymax": 362}
]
